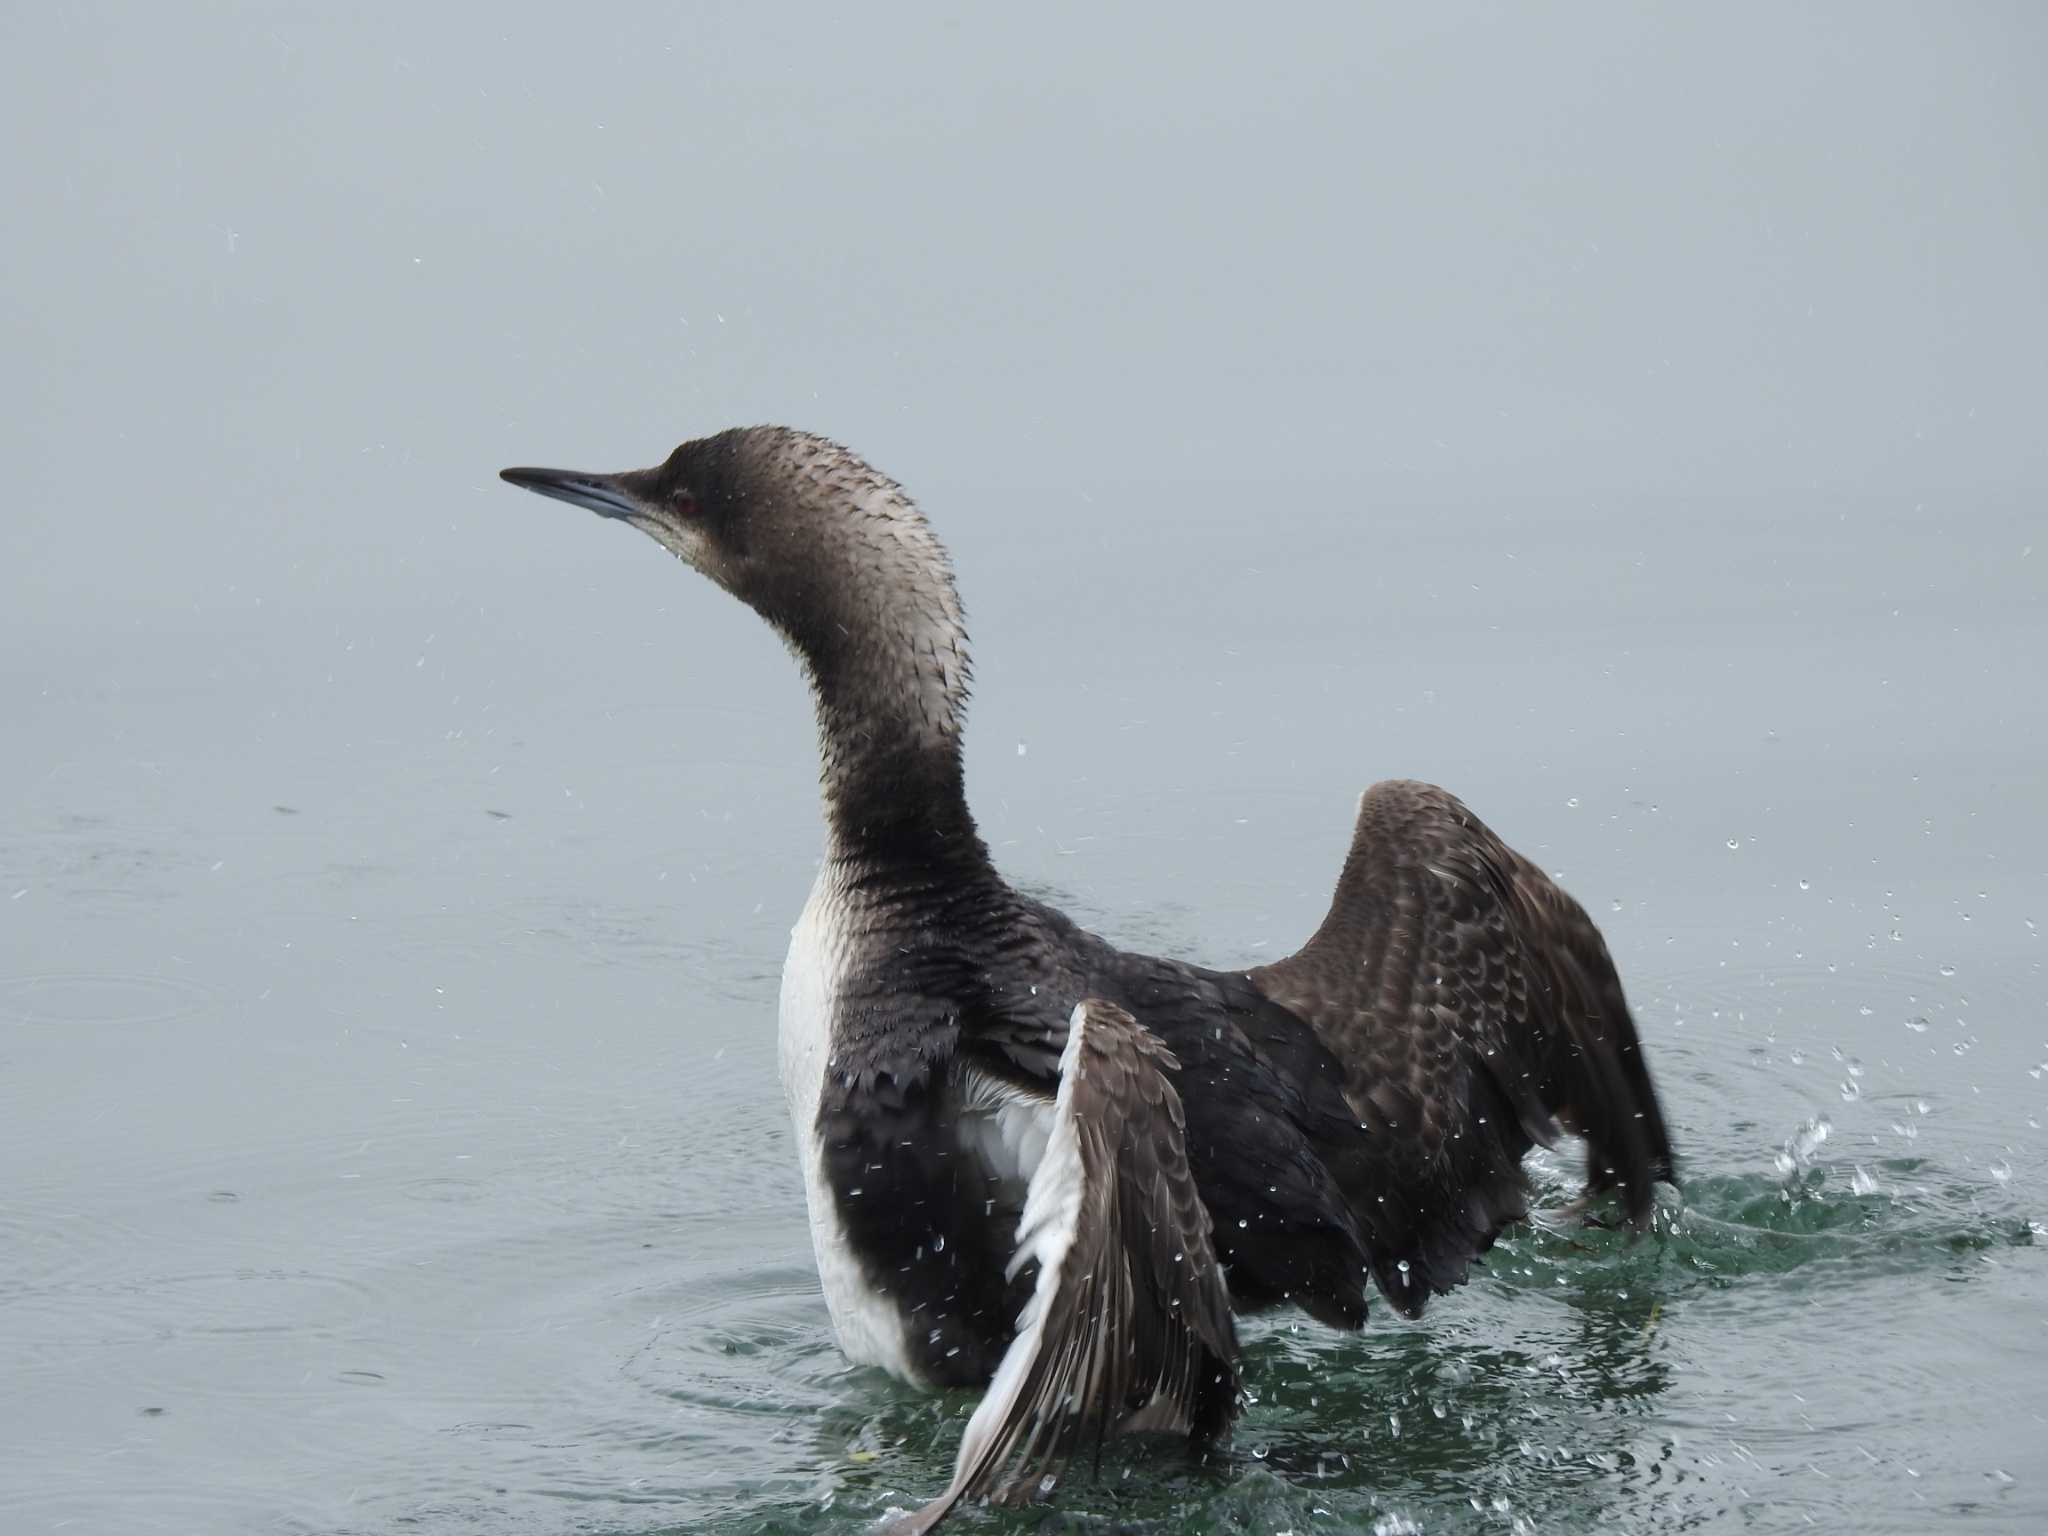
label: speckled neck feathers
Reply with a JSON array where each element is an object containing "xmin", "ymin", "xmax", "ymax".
[{"xmin": 739, "ymin": 431, "xmax": 981, "ymax": 862}]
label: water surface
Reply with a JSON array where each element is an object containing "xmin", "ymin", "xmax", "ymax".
[{"xmin": 4, "ymin": 485, "xmax": 2042, "ymax": 1534}]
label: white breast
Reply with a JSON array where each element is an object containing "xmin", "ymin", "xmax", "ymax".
[{"xmin": 778, "ymin": 869, "xmax": 922, "ymax": 1382}]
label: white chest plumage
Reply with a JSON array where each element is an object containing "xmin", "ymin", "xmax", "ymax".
[
  {"xmin": 779, "ymin": 868, "xmax": 1056, "ymax": 1389},
  {"xmin": 778, "ymin": 870, "xmax": 924, "ymax": 1381}
]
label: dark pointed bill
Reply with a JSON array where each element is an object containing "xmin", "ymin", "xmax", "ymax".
[{"xmin": 498, "ymin": 466, "xmax": 640, "ymax": 520}]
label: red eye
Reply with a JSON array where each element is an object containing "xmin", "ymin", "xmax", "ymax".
[{"xmin": 673, "ymin": 490, "xmax": 699, "ymax": 516}]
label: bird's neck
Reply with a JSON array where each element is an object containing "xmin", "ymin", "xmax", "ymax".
[
  {"xmin": 812, "ymin": 688, "xmax": 984, "ymax": 873},
  {"xmin": 752, "ymin": 447, "xmax": 992, "ymax": 877},
  {"xmin": 793, "ymin": 588, "xmax": 989, "ymax": 877}
]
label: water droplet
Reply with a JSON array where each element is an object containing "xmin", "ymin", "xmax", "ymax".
[
  {"xmin": 1788, "ymin": 1049, "xmax": 1805, "ymax": 1066},
  {"xmin": 931, "ymin": 1233, "xmax": 944, "ymax": 1253},
  {"xmin": 1938, "ymin": 962, "xmax": 1956, "ymax": 977},
  {"xmin": 1566, "ymin": 797, "xmax": 1580, "ymax": 808},
  {"xmin": 1726, "ymin": 838, "xmax": 1741, "ymax": 851},
  {"xmin": 1850, "ymin": 1165, "xmax": 1879, "ymax": 1196},
  {"xmin": 1839, "ymin": 1078, "xmax": 1862, "ymax": 1102},
  {"xmin": 1905, "ymin": 1016, "xmax": 1929, "ymax": 1033},
  {"xmin": 1798, "ymin": 878, "xmax": 1811, "ymax": 891},
  {"xmin": 1778, "ymin": 1117, "xmax": 1831, "ymax": 1175},
  {"xmin": 1989, "ymin": 1160, "xmax": 2013, "ymax": 1185}
]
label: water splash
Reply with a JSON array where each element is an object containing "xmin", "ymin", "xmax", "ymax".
[{"xmin": 1775, "ymin": 1117, "xmax": 1832, "ymax": 1178}]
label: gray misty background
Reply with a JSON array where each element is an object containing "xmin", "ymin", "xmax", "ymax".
[{"xmin": 2, "ymin": 5, "xmax": 2044, "ymax": 1535}]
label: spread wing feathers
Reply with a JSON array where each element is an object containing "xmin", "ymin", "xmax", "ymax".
[
  {"xmin": 1251, "ymin": 779, "xmax": 1677, "ymax": 1315},
  {"xmin": 887, "ymin": 1000, "xmax": 1238, "ymax": 1534}
]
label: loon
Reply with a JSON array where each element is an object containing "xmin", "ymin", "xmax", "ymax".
[{"xmin": 501, "ymin": 428, "xmax": 1677, "ymax": 1529}]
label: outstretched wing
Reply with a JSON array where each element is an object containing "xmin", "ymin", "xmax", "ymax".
[
  {"xmin": 1251, "ymin": 779, "xmax": 1676, "ymax": 1315},
  {"xmin": 887, "ymin": 1000, "xmax": 1238, "ymax": 1534}
]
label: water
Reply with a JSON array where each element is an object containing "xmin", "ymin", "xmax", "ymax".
[
  {"xmin": 4, "ymin": 6, "xmax": 2045, "ymax": 1533},
  {"xmin": 4, "ymin": 486, "xmax": 2043, "ymax": 1534}
]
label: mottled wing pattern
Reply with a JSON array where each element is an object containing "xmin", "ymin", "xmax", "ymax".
[
  {"xmin": 887, "ymin": 1000, "xmax": 1238, "ymax": 1534},
  {"xmin": 1251, "ymin": 779, "xmax": 1676, "ymax": 1315}
]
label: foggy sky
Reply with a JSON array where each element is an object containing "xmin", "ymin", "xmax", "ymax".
[{"xmin": 2, "ymin": 3, "xmax": 2043, "ymax": 634}]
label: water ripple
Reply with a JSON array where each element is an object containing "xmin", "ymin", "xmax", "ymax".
[{"xmin": 0, "ymin": 970, "xmax": 217, "ymax": 1027}]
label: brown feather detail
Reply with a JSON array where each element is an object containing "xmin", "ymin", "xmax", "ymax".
[
  {"xmin": 1250, "ymin": 780, "xmax": 1676, "ymax": 1316},
  {"xmin": 887, "ymin": 1000, "xmax": 1238, "ymax": 1533}
]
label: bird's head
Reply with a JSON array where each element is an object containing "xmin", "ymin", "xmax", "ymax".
[{"xmin": 501, "ymin": 425, "xmax": 970, "ymax": 739}]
